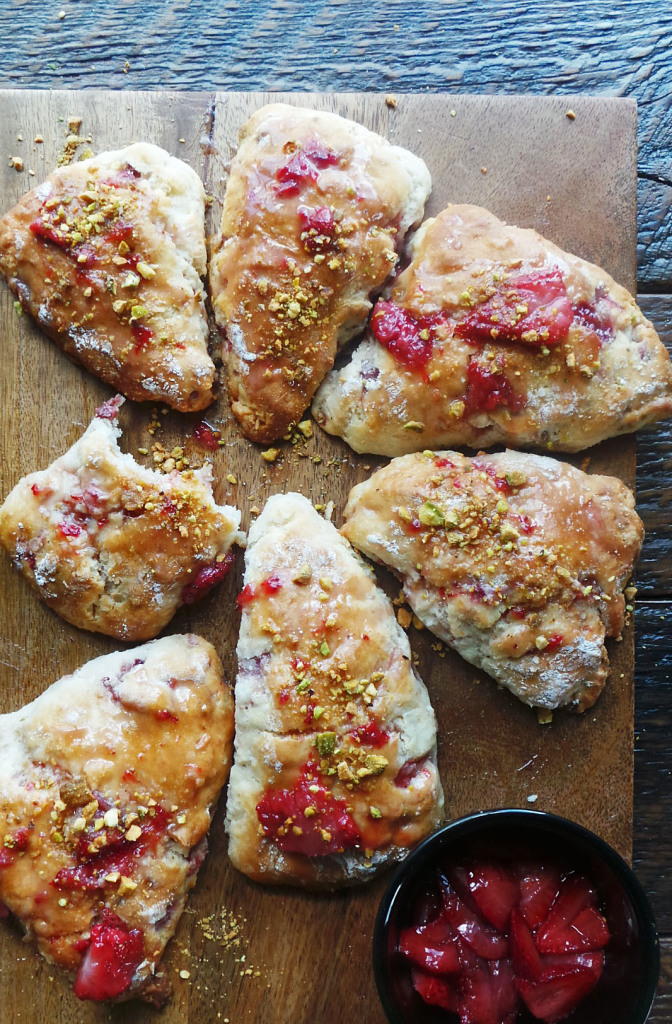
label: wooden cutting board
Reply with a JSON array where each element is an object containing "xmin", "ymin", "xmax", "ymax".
[{"xmin": 0, "ymin": 91, "xmax": 637, "ymax": 1023}]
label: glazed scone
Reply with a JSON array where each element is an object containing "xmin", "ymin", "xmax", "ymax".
[
  {"xmin": 0, "ymin": 634, "xmax": 233, "ymax": 1005},
  {"xmin": 341, "ymin": 450, "xmax": 643, "ymax": 712},
  {"xmin": 0, "ymin": 397, "xmax": 243, "ymax": 640},
  {"xmin": 0, "ymin": 143, "xmax": 216, "ymax": 411},
  {"xmin": 209, "ymin": 103, "xmax": 431, "ymax": 442},
  {"xmin": 313, "ymin": 204, "xmax": 672, "ymax": 454},
  {"xmin": 226, "ymin": 492, "xmax": 443, "ymax": 888}
]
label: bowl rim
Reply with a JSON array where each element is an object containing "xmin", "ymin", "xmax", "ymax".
[{"xmin": 372, "ymin": 808, "xmax": 660, "ymax": 1024}]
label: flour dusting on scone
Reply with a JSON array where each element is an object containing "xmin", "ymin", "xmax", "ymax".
[
  {"xmin": 0, "ymin": 397, "xmax": 243, "ymax": 640},
  {"xmin": 314, "ymin": 204, "xmax": 672, "ymax": 454},
  {"xmin": 342, "ymin": 451, "xmax": 643, "ymax": 712},
  {"xmin": 0, "ymin": 143, "xmax": 216, "ymax": 411},
  {"xmin": 226, "ymin": 492, "xmax": 443, "ymax": 888},
  {"xmin": 209, "ymin": 103, "xmax": 431, "ymax": 442},
  {"xmin": 0, "ymin": 634, "xmax": 233, "ymax": 1005}
]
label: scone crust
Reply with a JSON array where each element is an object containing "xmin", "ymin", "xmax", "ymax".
[
  {"xmin": 341, "ymin": 450, "xmax": 643, "ymax": 712},
  {"xmin": 314, "ymin": 204, "xmax": 672, "ymax": 454},
  {"xmin": 0, "ymin": 143, "xmax": 215, "ymax": 411},
  {"xmin": 226, "ymin": 492, "xmax": 443, "ymax": 888},
  {"xmin": 0, "ymin": 399, "xmax": 243, "ymax": 641},
  {"xmin": 209, "ymin": 103, "xmax": 431, "ymax": 442},
  {"xmin": 0, "ymin": 634, "xmax": 234, "ymax": 1005}
]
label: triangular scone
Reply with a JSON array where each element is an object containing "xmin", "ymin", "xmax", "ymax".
[
  {"xmin": 209, "ymin": 103, "xmax": 431, "ymax": 442},
  {"xmin": 0, "ymin": 143, "xmax": 216, "ymax": 411},
  {"xmin": 226, "ymin": 492, "xmax": 443, "ymax": 888},
  {"xmin": 0, "ymin": 397, "xmax": 243, "ymax": 641},
  {"xmin": 313, "ymin": 204, "xmax": 672, "ymax": 455},
  {"xmin": 0, "ymin": 634, "xmax": 233, "ymax": 1006},
  {"xmin": 341, "ymin": 451, "xmax": 643, "ymax": 713}
]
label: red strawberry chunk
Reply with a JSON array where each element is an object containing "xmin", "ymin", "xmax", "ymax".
[
  {"xmin": 440, "ymin": 880, "xmax": 508, "ymax": 960},
  {"xmin": 181, "ymin": 552, "xmax": 235, "ymax": 605},
  {"xmin": 516, "ymin": 966, "xmax": 599, "ymax": 1023},
  {"xmin": 536, "ymin": 874, "xmax": 598, "ymax": 954},
  {"xmin": 458, "ymin": 956, "xmax": 518, "ymax": 1024},
  {"xmin": 411, "ymin": 967, "xmax": 459, "ymax": 1012},
  {"xmin": 73, "ymin": 910, "xmax": 144, "ymax": 1001},
  {"xmin": 519, "ymin": 865, "xmax": 562, "ymax": 929},
  {"xmin": 510, "ymin": 907, "xmax": 544, "ymax": 980},
  {"xmin": 542, "ymin": 950, "xmax": 604, "ymax": 984},
  {"xmin": 399, "ymin": 918, "xmax": 459, "ymax": 974},
  {"xmin": 489, "ymin": 959, "xmax": 520, "ymax": 1024},
  {"xmin": 457, "ymin": 269, "xmax": 573, "ymax": 347},
  {"xmin": 466, "ymin": 863, "xmax": 519, "ymax": 931},
  {"xmin": 567, "ymin": 905, "xmax": 610, "ymax": 950}
]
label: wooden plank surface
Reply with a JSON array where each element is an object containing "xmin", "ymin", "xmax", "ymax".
[{"xmin": 0, "ymin": 90, "xmax": 641, "ymax": 1022}]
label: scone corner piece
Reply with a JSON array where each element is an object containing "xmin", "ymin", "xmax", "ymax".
[
  {"xmin": 209, "ymin": 104, "xmax": 432, "ymax": 444},
  {"xmin": 0, "ymin": 397, "xmax": 244, "ymax": 641},
  {"xmin": 0, "ymin": 633, "xmax": 233, "ymax": 1006},
  {"xmin": 0, "ymin": 142, "xmax": 215, "ymax": 412},
  {"xmin": 226, "ymin": 490, "xmax": 444, "ymax": 889},
  {"xmin": 341, "ymin": 449, "xmax": 643, "ymax": 715}
]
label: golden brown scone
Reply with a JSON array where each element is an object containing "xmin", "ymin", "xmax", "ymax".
[
  {"xmin": 0, "ymin": 634, "xmax": 233, "ymax": 1005},
  {"xmin": 313, "ymin": 204, "xmax": 672, "ymax": 454},
  {"xmin": 341, "ymin": 450, "xmax": 643, "ymax": 712},
  {"xmin": 209, "ymin": 103, "xmax": 431, "ymax": 442},
  {"xmin": 226, "ymin": 493, "xmax": 444, "ymax": 888},
  {"xmin": 0, "ymin": 143, "xmax": 216, "ymax": 411},
  {"xmin": 0, "ymin": 397, "xmax": 243, "ymax": 640}
]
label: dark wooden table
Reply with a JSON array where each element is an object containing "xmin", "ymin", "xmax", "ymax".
[{"xmin": 0, "ymin": 1, "xmax": 670, "ymax": 1020}]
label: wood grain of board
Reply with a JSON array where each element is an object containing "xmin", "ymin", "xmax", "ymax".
[{"xmin": 0, "ymin": 91, "xmax": 637, "ymax": 1023}]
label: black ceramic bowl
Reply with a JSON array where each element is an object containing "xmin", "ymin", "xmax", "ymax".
[{"xmin": 373, "ymin": 809, "xmax": 659, "ymax": 1024}]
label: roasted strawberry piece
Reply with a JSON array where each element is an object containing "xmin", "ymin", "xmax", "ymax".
[
  {"xmin": 458, "ymin": 955, "xmax": 519, "ymax": 1024},
  {"xmin": 489, "ymin": 959, "xmax": 520, "ymax": 1024},
  {"xmin": 412, "ymin": 966, "xmax": 459, "ymax": 1012},
  {"xmin": 518, "ymin": 865, "xmax": 562, "ymax": 929},
  {"xmin": 439, "ymin": 876, "xmax": 509, "ymax": 960},
  {"xmin": 510, "ymin": 907, "xmax": 544, "ymax": 981},
  {"xmin": 73, "ymin": 910, "xmax": 144, "ymax": 1002},
  {"xmin": 516, "ymin": 965, "xmax": 599, "ymax": 1023},
  {"xmin": 536, "ymin": 874, "xmax": 601, "ymax": 954},
  {"xmin": 542, "ymin": 950, "xmax": 605, "ymax": 983},
  {"xmin": 456, "ymin": 269, "xmax": 574, "ymax": 348},
  {"xmin": 399, "ymin": 918, "xmax": 459, "ymax": 974},
  {"xmin": 465, "ymin": 863, "xmax": 519, "ymax": 932}
]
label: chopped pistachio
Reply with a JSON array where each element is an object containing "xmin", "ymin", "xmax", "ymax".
[
  {"xmin": 369, "ymin": 806, "xmax": 382, "ymax": 819},
  {"xmin": 316, "ymin": 732, "xmax": 336, "ymax": 757},
  {"xmin": 319, "ymin": 641, "xmax": 330, "ymax": 657},
  {"xmin": 418, "ymin": 500, "xmax": 445, "ymax": 527}
]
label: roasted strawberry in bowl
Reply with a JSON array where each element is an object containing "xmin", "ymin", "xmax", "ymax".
[{"xmin": 373, "ymin": 810, "xmax": 659, "ymax": 1024}]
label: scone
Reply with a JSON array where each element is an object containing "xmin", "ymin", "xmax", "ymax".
[
  {"xmin": 0, "ymin": 396, "xmax": 243, "ymax": 640},
  {"xmin": 0, "ymin": 634, "xmax": 233, "ymax": 1005},
  {"xmin": 226, "ymin": 492, "xmax": 443, "ymax": 888},
  {"xmin": 341, "ymin": 450, "xmax": 643, "ymax": 712},
  {"xmin": 0, "ymin": 143, "xmax": 216, "ymax": 411},
  {"xmin": 209, "ymin": 103, "xmax": 431, "ymax": 442},
  {"xmin": 313, "ymin": 204, "xmax": 672, "ymax": 454}
]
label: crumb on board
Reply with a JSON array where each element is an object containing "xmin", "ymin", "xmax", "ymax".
[
  {"xmin": 566, "ymin": 109, "xmax": 576, "ymax": 120},
  {"xmin": 385, "ymin": 93, "xmax": 398, "ymax": 109},
  {"xmin": 8, "ymin": 156, "xmax": 24, "ymax": 171}
]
